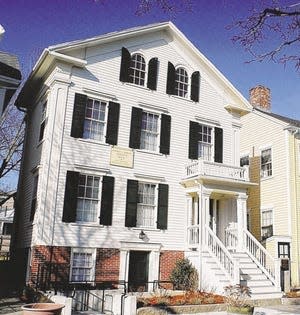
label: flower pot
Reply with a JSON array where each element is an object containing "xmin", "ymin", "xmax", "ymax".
[{"xmin": 22, "ymin": 303, "xmax": 65, "ymax": 315}]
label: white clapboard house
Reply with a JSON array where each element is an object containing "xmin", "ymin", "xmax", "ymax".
[{"xmin": 14, "ymin": 22, "xmax": 281, "ymax": 298}]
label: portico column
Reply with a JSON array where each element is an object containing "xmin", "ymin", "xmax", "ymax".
[
  {"xmin": 201, "ymin": 190, "xmax": 211, "ymax": 247},
  {"xmin": 236, "ymin": 193, "xmax": 248, "ymax": 251}
]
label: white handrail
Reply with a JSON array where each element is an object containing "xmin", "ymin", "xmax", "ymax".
[
  {"xmin": 243, "ymin": 229, "xmax": 280, "ymax": 287},
  {"xmin": 205, "ymin": 225, "xmax": 239, "ymax": 283}
]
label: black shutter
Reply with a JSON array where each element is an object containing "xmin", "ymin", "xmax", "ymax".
[
  {"xmin": 100, "ymin": 176, "xmax": 114, "ymax": 225},
  {"xmin": 190, "ymin": 71, "xmax": 200, "ymax": 102},
  {"xmin": 62, "ymin": 171, "xmax": 79, "ymax": 223},
  {"xmin": 119, "ymin": 47, "xmax": 131, "ymax": 82},
  {"xmin": 129, "ymin": 107, "xmax": 143, "ymax": 149},
  {"xmin": 166, "ymin": 62, "xmax": 176, "ymax": 95},
  {"xmin": 214, "ymin": 127, "xmax": 223, "ymax": 163},
  {"xmin": 125, "ymin": 180, "xmax": 138, "ymax": 227},
  {"xmin": 157, "ymin": 184, "xmax": 168, "ymax": 230},
  {"xmin": 106, "ymin": 102, "xmax": 120, "ymax": 145},
  {"xmin": 147, "ymin": 58, "xmax": 158, "ymax": 90},
  {"xmin": 71, "ymin": 93, "xmax": 87, "ymax": 138},
  {"xmin": 189, "ymin": 121, "xmax": 199, "ymax": 159},
  {"xmin": 160, "ymin": 114, "xmax": 171, "ymax": 155}
]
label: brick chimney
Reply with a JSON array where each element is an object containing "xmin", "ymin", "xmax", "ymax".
[{"xmin": 249, "ymin": 85, "xmax": 271, "ymax": 111}]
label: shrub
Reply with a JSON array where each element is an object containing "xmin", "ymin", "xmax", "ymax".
[{"xmin": 169, "ymin": 258, "xmax": 198, "ymax": 291}]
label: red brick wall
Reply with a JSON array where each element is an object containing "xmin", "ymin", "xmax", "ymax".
[
  {"xmin": 159, "ymin": 250, "xmax": 184, "ymax": 281},
  {"xmin": 95, "ymin": 248, "xmax": 120, "ymax": 282}
]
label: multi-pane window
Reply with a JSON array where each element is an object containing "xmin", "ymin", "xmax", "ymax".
[
  {"xmin": 83, "ymin": 98, "xmax": 107, "ymax": 141},
  {"xmin": 71, "ymin": 250, "xmax": 94, "ymax": 282},
  {"xmin": 261, "ymin": 148, "xmax": 272, "ymax": 178},
  {"xmin": 140, "ymin": 111, "xmax": 159, "ymax": 151},
  {"xmin": 129, "ymin": 53, "xmax": 146, "ymax": 86},
  {"xmin": 261, "ymin": 209, "xmax": 273, "ymax": 240},
  {"xmin": 77, "ymin": 175, "xmax": 100, "ymax": 222},
  {"xmin": 175, "ymin": 67, "xmax": 188, "ymax": 97},
  {"xmin": 137, "ymin": 183, "xmax": 156, "ymax": 228},
  {"xmin": 278, "ymin": 242, "xmax": 290, "ymax": 258},
  {"xmin": 198, "ymin": 124, "xmax": 212, "ymax": 160},
  {"xmin": 240, "ymin": 155, "xmax": 249, "ymax": 167},
  {"xmin": 30, "ymin": 175, "xmax": 39, "ymax": 221},
  {"xmin": 39, "ymin": 102, "xmax": 47, "ymax": 142}
]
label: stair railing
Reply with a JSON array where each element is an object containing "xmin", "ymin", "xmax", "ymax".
[
  {"xmin": 205, "ymin": 225, "xmax": 239, "ymax": 284},
  {"xmin": 243, "ymin": 228, "xmax": 280, "ymax": 288}
]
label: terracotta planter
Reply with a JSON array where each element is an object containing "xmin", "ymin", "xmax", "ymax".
[{"xmin": 22, "ymin": 303, "xmax": 65, "ymax": 315}]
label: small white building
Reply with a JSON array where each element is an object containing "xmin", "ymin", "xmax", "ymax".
[{"xmin": 14, "ymin": 22, "xmax": 281, "ymax": 298}]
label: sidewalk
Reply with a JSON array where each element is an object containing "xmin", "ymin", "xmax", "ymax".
[{"xmin": 0, "ymin": 297, "xmax": 24, "ymax": 315}]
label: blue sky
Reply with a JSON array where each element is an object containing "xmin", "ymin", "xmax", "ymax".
[{"xmin": 0, "ymin": 0, "xmax": 299, "ymax": 119}]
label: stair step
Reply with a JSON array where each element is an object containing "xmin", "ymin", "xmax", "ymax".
[
  {"xmin": 250, "ymin": 286, "xmax": 281, "ymax": 294},
  {"xmin": 251, "ymin": 292, "xmax": 282, "ymax": 299}
]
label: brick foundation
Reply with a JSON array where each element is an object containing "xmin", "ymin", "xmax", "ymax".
[
  {"xmin": 159, "ymin": 250, "xmax": 184, "ymax": 281},
  {"xmin": 95, "ymin": 248, "xmax": 120, "ymax": 282}
]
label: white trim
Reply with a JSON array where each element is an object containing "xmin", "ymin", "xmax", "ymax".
[
  {"xmin": 120, "ymin": 241, "xmax": 161, "ymax": 251},
  {"xmin": 138, "ymin": 101, "xmax": 169, "ymax": 114},
  {"xmin": 134, "ymin": 173, "xmax": 165, "ymax": 183},
  {"xmin": 285, "ymin": 130, "xmax": 292, "ymax": 236},
  {"xmin": 82, "ymin": 88, "xmax": 117, "ymax": 101},
  {"xmin": 194, "ymin": 115, "xmax": 220, "ymax": 126},
  {"xmin": 74, "ymin": 164, "xmax": 110, "ymax": 175},
  {"xmin": 48, "ymin": 51, "xmax": 87, "ymax": 67}
]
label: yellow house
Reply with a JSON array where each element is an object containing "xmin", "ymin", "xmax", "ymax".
[{"xmin": 241, "ymin": 85, "xmax": 300, "ymax": 288}]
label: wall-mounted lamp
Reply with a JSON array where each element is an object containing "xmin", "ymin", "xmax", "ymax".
[{"xmin": 139, "ymin": 230, "xmax": 147, "ymax": 240}]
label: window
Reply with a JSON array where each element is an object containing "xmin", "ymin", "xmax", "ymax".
[
  {"xmin": 129, "ymin": 53, "xmax": 146, "ymax": 86},
  {"xmin": 240, "ymin": 155, "xmax": 249, "ymax": 167},
  {"xmin": 198, "ymin": 124, "xmax": 213, "ymax": 160},
  {"xmin": 2, "ymin": 223, "xmax": 12, "ymax": 235},
  {"xmin": 83, "ymin": 98, "xmax": 107, "ymax": 141},
  {"xmin": 261, "ymin": 209, "xmax": 273, "ymax": 240},
  {"xmin": 261, "ymin": 148, "xmax": 272, "ymax": 178},
  {"xmin": 140, "ymin": 112, "xmax": 159, "ymax": 151},
  {"xmin": 125, "ymin": 180, "xmax": 169, "ymax": 229},
  {"xmin": 77, "ymin": 174, "xmax": 100, "ymax": 223},
  {"xmin": 71, "ymin": 93, "xmax": 120, "ymax": 145},
  {"xmin": 30, "ymin": 175, "xmax": 38, "ymax": 221},
  {"xmin": 278, "ymin": 242, "xmax": 290, "ymax": 258},
  {"xmin": 175, "ymin": 67, "xmax": 188, "ymax": 98},
  {"xmin": 119, "ymin": 47, "xmax": 158, "ymax": 90},
  {"xmin": 137, "ymin": 183, "xmax": 156, "ymax": 227},
  {"xmin": 70, "ymin": 249, "xmax": 95, "ymax": 282},
  {"xmin": 129, "ymin": 107, "xmax": 171, "ymax": 155},
  {"xmin": 39, "ymin": 102, "xmax": 47, "ymax": 142}
]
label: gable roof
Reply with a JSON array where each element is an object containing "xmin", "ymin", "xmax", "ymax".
[
  {"xmin": 0, "ymin": 51, "xmax": 21, "ymax": 80},
  {"xmin": 16, "ymin": 21, "xmax": 252, "ymax": 113},
  {"xmin": 255, "ymin": 108, "xmax": 300, "ymax": 128}
]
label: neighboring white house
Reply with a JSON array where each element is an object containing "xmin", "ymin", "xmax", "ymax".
[{"xmin": 14, "ymin": 22, "xmax": 281, "ymax": 298}]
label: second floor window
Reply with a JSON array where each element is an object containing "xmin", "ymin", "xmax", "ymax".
[
  {"xmin": 140, "ymin": 112, "xmax": 159, "ymax": 151},
  {"xmin": 198, "ymin": 124, "xmax": 212, "ymax": 160},
  {"xmin": 77, "ymin": 174, "xmax": 100, "ymax": 223},
  {"xmin": 129, "ymin": 53, "xmax": 146, "ymax": 86},
  {"xmin": 240, "ymin": 155, "xmax": 250, "ymax": 167},
  {"xmin": 137, "ymin": 183, "xmax": 156, "ymax": 228},
  {"xmin": 39, "ymin": 102, "xmax": 47, "ymax": 142},
  {"xmin": 175, "ymin": 67, "xmax": 188, "ymax": 98},
  {"xmin": 83, "ymin": 98, "xmax": 107, "ymax": 141},
  {"xmin": 261, "ymin": 209, "xmax": 273, "ymax": 240},
  {"xmin": 261, "ymin": 148, "xmax": 272, "ymax": 178},
  {"xmin": 30, "ymin": 175, "xmax": 39, "ymax": 221}
]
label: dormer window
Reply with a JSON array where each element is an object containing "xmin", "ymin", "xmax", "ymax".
[
  {"xmin": 129, "ymin": 53, "xmax": 146, "ymax": 86},
  {"xmin": 175, "ymin": 67, "xmax": 188, "ymax": 98},
  {"xmin": 166, "ymin": 62, "xmax": 200, "ymax": 102},
  {"xmin": 119, "ymin": 47, "xmax": 158, "ymax": 90}
]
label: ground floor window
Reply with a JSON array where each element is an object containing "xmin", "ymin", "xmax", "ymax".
[
  {"xmin": 70, "ymin": 249, "xmax": 95, "ymax": 282},
  {"xmin": 278, "ymin": 242, "xmax": 290, "ymax": 259}
]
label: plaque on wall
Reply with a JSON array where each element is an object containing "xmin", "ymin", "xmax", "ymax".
[{"xmin": 110, "ymin": 146, "xmax": 134, "ymax": 168}]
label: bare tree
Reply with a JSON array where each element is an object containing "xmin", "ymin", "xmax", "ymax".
[{"xmin": 230, "ymin": 1, "xmax": 300, "ymax": 70}]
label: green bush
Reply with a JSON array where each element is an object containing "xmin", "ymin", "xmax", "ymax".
[{"xmin": 170, "ymin": 258, "xmax": 199, "ymax": 291}]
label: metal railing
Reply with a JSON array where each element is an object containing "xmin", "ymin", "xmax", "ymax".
[
  {"xmin": 243, "ymin": 228, "xmax": 280, "ymax": 288},
  {"xmin": 185, "ymin": 160, "xmax": 249, "ymax": 181}
]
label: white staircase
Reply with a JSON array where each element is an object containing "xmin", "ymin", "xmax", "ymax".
[{"xmin": 191, "ymin": 225, "xmax": 283, "ymax": 299}]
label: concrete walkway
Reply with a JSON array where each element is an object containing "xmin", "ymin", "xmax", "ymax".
[{"xmin": 0, "ymin": 297, "xmax": 24, "ymax": 315}]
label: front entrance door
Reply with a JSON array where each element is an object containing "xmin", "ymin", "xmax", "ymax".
[{"xmin": 128, "ymin": 251, "xmax": 149, "ymax": 292}]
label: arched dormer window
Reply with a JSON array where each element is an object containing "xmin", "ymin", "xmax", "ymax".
[
  {"xmin": 119, "ymin": 47, "xmax": 158, "ymax": 90},
  {"xmin": 129, "ymin": 53, "xmax": 146, "ymax": 86},
  {"xmin": 175, "ymin": 67, "xmax": 188, "ymax": 98}
]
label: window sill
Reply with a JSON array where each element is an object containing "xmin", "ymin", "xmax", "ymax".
[
  {"xmin": 132, "ymin": 227, "xmax": 161, "ymax": 232},
  {"xmin": 169, "ymin": 94, "xmax": 196, "ymax": 103},
  {"xmin": 136, "ymin": 149, "xmax": 163, "ymax": 156},
  {"xmin": 261, "ymin": 175, "xmax": 274, "ymax": 182},
  {"xmin": 124, "ymin": 82, "xmax": 152, "ymax": 91},
  {"xmin": 77, "ymin": 138, "xmax": 110, "ymax": 146},
  {"xmin": 70, "ymin": 222, "xmax": 104, "ymax": 228}
]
